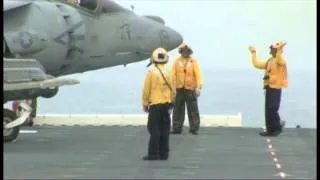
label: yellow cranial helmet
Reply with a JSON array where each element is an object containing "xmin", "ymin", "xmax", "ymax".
[
  {"xmin": 151, "ymin": 47, "xmax": 169, "ymax": 63},
  {"xmin": 270, "ymin": 41, "xmax": 286, "ymax": 49}
]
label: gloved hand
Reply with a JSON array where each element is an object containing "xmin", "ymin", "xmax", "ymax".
[
  {"xmin": 248, "ymin": 46, "xmax": 256, "ymax": 54},
  {"xmin": 195, "ymin": 88, "xmax": 201, "ymax": 97},
  {"xmin": 143, "ymin": 105, "xmax": 149, "ymax": 113},
  {"xmin": 168, "ymin": 103, "xmax": 174, "ymax": 114}
]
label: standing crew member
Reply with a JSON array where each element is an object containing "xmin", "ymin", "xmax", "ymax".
[
  {"xmin": 142, "ymin": 47, "xmax": 176, "ymax": 160},
  {"xmin": 171, "ymin": 43, "xmax": 203, "ymax": 135},
  {"xmin": 248, "ymin": 41, "xmax": 288, "ymax": 136}
]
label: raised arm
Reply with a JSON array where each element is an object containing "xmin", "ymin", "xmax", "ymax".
[{"xmin": 248, "ymin": 46, "xmax": 267, "ymax": 70}]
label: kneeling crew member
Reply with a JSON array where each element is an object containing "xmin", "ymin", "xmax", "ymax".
[
  {"xmin": 142, "ymin": 48, "xmax": 176, "ymax": 160},
  {"xmin": 248, "ymin": 41, "xmax": 288, "ymax": 137}
]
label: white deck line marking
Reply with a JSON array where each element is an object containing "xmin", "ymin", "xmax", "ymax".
[
  {"xmin": 265, "ymin": 138, "xmax": 288, "ymax": 179},
  {"xmin": 19, "ymin": 130, "xmax": 38, "ymax": 134}
]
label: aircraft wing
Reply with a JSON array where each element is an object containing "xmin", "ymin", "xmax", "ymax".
[
  {"xmin": 4, "ymin": 77, "xmax": 80, "ymax": 91},
  {"xmin": 4, "ymin": 58, "xmax": 79, "ymax": 92},
  {"xmin": 3, "ymin": 0, "xmax": 33, "ymax": 12}
]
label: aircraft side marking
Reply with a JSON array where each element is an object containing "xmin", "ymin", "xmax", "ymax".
[
  {"xmin": 120, "ymin": 24, "xmax": 131, "ymax": 40},
  {"xmin": 53, "ymin": 20, "xmax": 85, "ymax": 53}
]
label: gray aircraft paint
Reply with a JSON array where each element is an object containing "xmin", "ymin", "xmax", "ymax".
[{"xmin": 3, "ymin": 0, "xmax": 183, "ymax": 102}]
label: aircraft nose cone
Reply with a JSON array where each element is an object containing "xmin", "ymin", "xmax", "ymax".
[
  {"xmin": 167, "ymin": 28, "xmax": 183, "ymax": 50},
  {"xmin": 140, "ymin": 24, "xmax": 183, "ymax": 54},
  {"xmin": 157, "ymin": 27, "xmax": 183, "ymax": 51}
]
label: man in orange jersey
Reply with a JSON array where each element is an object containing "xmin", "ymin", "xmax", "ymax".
[
  {"xmin": 142, "ymin": 47, "xmax": 176, "ymax": 160},
  {"xmin": 171, "ymin": 43, "xmax": 203, "ymax": 135},
  {"xmin": 249, "ymin": 41, "xmax": 287, "ymax": 137}
]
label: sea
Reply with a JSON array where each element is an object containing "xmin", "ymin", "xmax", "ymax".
[{"xmin": 4, "ymin": 65, "xmax": 316, "ymax": 128}]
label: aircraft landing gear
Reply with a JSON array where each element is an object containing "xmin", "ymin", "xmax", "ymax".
[
  {"xmin": 3, "ymin": 102, "xmax": 32, "ymax": 143},
  {"xmin": 3, "ymin": 109, "xmax": 20, "ymax": 143},
  {"xmin": 21, "ymin": 98, "xmax": 37, "ymax": 127}
]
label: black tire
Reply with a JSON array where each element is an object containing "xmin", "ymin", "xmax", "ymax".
[
  {"xmin": 3, "ymin": 109, "xmax": 20, "ymax": 143},
  {"xmin": 41, "ymin": 88, "xmax": 58, "ymax": 98}
]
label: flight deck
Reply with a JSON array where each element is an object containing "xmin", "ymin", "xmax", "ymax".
[{"xmin": 4, "ymin": 114, "xmax": 316, "ymax": 179}]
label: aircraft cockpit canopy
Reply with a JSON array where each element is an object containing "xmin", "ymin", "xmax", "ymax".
[
  {"xmin": 101, "ymin": 0, "xmax": 131, "ymax": 13},
  {"xmin": 77, "ymin": 0, "xmax": 130, "ymax": 13},
  {"xmin": 79, "ymin": 0, "xmax": 98, "ymax": 11}
]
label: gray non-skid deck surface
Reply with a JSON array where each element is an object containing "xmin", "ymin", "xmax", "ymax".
[{"xmin": 4, "ymin": 126, "xmax": 316, "ymax": 179}]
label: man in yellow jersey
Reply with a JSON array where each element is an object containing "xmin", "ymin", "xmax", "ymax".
[
  {"xmin": 142, "ymin": 48, "xmax": 176, "ymax": 160},
  {"xmin": 248, "ymin": 41, "xmax": 287, "ymax": 136},
  {"xmin": 171, "ymin": 43, "xmax": 203, "ymax": 135}
]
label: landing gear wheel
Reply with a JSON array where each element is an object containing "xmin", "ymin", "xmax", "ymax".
[
  {"xmin": 41, "ymin": 88, "xmax": 58, "ymax": 98},
  {"xmin": 28, "ymin": 119, "xmax": 34, "ymax": 127},
  {"xmin": 3, "ymin": 109, "xmax": 20, "ymax": 143}
]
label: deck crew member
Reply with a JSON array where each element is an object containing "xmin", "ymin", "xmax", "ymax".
[
  {"xmin": 142, "ymin": 47, "xmax": 176, "ymax": 160},
  {"xmin": 171, "ymin": 43, "xmax": 203, "ymax": 135},
  {"xmin": 248, "ymin": 41, "xmax": 288, "ymax": 136}
]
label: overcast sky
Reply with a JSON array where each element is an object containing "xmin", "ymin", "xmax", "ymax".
[
  {"xmin": 114, "ymin": 0, "xmax": 317, "ymax": 71},
  {"xmin": 61, "ymin": 0, "xmax": 317, "ymax": 83}
]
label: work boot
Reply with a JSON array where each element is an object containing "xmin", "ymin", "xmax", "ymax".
[
  {"xmin": 259, "ymin": 131, "xmax": 273, "ymax": 137},
  {"xmin": 189, "ymin": 130, "xmax": 198, "ymax": 135},
  {"xmin": 159, "ymin": 155, "xmax": 168, "ymax": 160},
  {"xmin": 28, "ymin": 118, "xmax": 34, "ymax": 127},
  {"xmin": 28, "ymin": 121, "xmax": 34, "ymax": 127},
  {"xmin": 272, "ymin": 130, "xmax": 282, "ymax": 136},
  {"xmin": 280, "ymin": 120, "xmax": 286, "ymax": 132},
  {"xmin": 142, "ymin": 155, "xmax": 159, "ymax": 161},
  {"xmin": 259, "ymin": 131, "xmax": 280, "ymax": 137},
  {"xmin": 171, "ymin": 130, "xmax": 182, "ymax": 134}
]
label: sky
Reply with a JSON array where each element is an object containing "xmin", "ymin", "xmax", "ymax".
[
  {"xmin": 62, "ymin": 0, "xmax": 317, "ymax": 83},
  {"xmin": 113, "ymin": 0, "xmax": 317, "ymax": 71}
]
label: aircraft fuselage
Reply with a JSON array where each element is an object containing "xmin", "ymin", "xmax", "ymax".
[{"xmin": 3, "ymin": 0, "xmax": 183, "ymax": 76}]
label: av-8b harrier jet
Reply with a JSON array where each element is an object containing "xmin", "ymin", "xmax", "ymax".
[{"xmin": 3, "ymin": 0, "xmax": 183, "ymax": 142}]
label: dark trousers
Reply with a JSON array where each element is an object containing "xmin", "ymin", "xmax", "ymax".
[
  {"xmin": 172, "ymin": 89, "xmax": 200, "ymax": 132},
  {"xmin": 265, "ymin": 87, "xmax": 282, "ymax": 132},
  {"xmin": 147, "ymin": 103, "xmax": 171, "ymax": 158}
]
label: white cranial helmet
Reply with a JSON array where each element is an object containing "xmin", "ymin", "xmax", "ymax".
[{"xmin": 151, "ymin": 47, "xmax": 169, "ymax": 63}]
